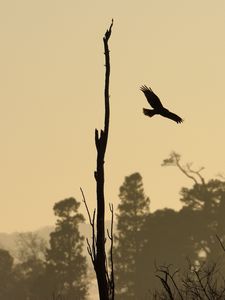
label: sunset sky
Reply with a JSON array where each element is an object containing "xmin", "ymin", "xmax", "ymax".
[{"xmin": 0, "ymin": 0, "xmax": 225, "ymax": 232}]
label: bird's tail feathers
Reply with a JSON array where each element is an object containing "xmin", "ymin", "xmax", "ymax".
[{"xmin": 143, "ymin": 108, "xmax": 156, "ymax": 117}]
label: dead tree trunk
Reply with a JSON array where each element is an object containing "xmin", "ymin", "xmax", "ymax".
[
  {"xmin": 81, "ymin": 20, "xmax": 114, "ymax": 300},
  {"xmin": 94, "ymin": 20, "xmax": 113, "ymax": 300}
]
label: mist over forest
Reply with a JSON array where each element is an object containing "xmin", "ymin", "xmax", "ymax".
[
  {"xmin": 1, "ymin": 1, "xmax": 225, "ymax": 299},
  {"xmin": 1, "ymin": 152, "xmax": 225, "ymax": 299}
]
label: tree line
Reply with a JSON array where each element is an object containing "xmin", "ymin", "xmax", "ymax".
[
  {"xmin": 114, "ymin": 153, "xmax": 225, "ymax": 299},
  {"xmin": 0, "ymin": 198, "xmax": 88, "ymax": 300},
  {"xmin": 1, "ymin": 153, "xmax": 225, "ymax": 299}
]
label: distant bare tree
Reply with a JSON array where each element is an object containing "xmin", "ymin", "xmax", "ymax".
[
  {"xmin": 162, "ymin": 151, "xmax": 205, "ymax": 185},
  {"xmin": 15, "ymin": 232, "xmax": 46, "ymax": 263}
]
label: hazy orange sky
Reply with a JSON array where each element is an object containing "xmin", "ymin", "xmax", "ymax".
[{"xmin": 0, "ymin": 0, "xmax": 225, "ymax": 232}]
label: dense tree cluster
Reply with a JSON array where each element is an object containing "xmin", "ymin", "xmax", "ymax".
[
  {"xmin": 1, "ymin": 156, "xmax": 225, "ymax": 299},
  {"xmin": 114, "ymin": 167, "xmax": 225, "ymax": 299},
  {"xmin": 0, "ymin": 197, "xmax": 88, "ymax": 300}
]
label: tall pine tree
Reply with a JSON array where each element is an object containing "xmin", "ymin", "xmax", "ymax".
[
  {"xmin": 114, "ymin": 173, "xmax": 150, "ymax": 299},
  {"xmin": 46, "ymin": 197, "xmax": 88, "ymax": 299}
]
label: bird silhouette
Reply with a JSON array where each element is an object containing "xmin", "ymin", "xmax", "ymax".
[{"xmin": 140, "ymin": 85, "xmax": 183, "ymax": 124}]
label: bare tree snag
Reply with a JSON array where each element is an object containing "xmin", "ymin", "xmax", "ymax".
[
  {"xmin": 162, "ymin": 151, "xmax": 205, "ymax": 185},
  {"xmin": 81, "ymin": 20, "xmax": 114, "ymax": 300}
]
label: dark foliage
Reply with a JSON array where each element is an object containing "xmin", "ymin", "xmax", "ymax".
[
  {"xmin": 114, "ymin": 167, "xmax": 225, "ymax": 299},
  {"xmin": 45, "ymin": 197, "xmax": 88, "ymax": 299},
  {"xmin": 0, "ymin": 197, "xmax": 89, "ymax": 300},
  {"xmin": 114, "ymin": 172, "xmax": 150, "ymax": 299},
  {"xmin": 0, "ymin": 249, "xmax": 15, "ymax": 299}
]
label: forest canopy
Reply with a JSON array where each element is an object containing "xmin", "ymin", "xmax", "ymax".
[{"xmin": 1, "ymin": 154, "xmax": 225, "ymax": 299}]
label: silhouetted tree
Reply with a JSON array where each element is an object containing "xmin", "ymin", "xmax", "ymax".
[
  {"xmin": 12, "ymin": 258, "xmax": 46, "ymax": 300},
  {"xmin": 163, "ymin": 152, "xmax": 225, "ymax": 262},
  {"xmin": 12, "ymin": 232, "xmax": 47, "ymax": 299},
  {"xmin": 0, "ymin": 249, "xmax": 15, "ymax": 299},
  {"xmin": 114, "ymin": 172, "xmax": 150, "ymax": 299},
  {"xmin": 93, "ymin": 19, "xmax": 114, "ymax": 300},
  {"xmin": 15, "ymin": 232, "xmax": 47, "ymax": 263},
  {"xmin": 0, "ymin": 234, "xmax": 48, "ymax": 300},
  {"xmin": 111, "ymin": 153, "xmax": 225, "ymax": 298},
  {"xmin": 81, "ymin": 19, "xmax": 114, "ymax": 300},
  {"xmin": 180, "ymin": 180, "xmax": 225, "ymax": 262},
  {"xmin": 46, "ymin": 197, "xmax": 88, "ymax": 299},
  {"xmin": 138, "ymin": 208, "xmax": 198, "ymax": 297}
]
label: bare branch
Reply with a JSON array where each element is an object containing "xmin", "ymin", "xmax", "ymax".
[
  {"xmin": 155, "ymin": 273, "xmax": 174, "ymax": 300},
  {"xmin": 80, "ymin": 187, "xmax": 96, "ymax": 263},
  {"xmin": 86, "ymin": 238, "xmax": 94, "ymax": 265},
  {"xmin": 173, "ymin": 155, "xmax": 198, "ymax": 185},
  {"xmin": 186, "ymin": 164, "xmax": 205, "ymax": 185},
  {"xmin": 216, "ymin": 173, "xmax": 225, "ymax": 180},
  {"xmin": 216, "ymin": 234, "xmax": 225, "ymax": 252},
  {"xmin": 80, "ymin": 187, "xmax": 93, "ymax": 225},
  {"xmin": 95, "ymin": 129, "xmax": 100, "ymax": 150},
  {"xmin": 155, "ymin": 265, "xmax": 183, "ymax": 300},
  {"xmin": 162, "ymin": 152, "xmax": 205, "ymax": 185},
  {"xmin": 193, "ymin": 268, "xmax": 211, "ymax": 300},
  {"xmin": 104, "ymin": 19, "xmax": 113, "ymax": 41}
]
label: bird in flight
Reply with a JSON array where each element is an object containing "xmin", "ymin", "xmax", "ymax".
[{"xmin": 140, "ymin": 85, "xmax": 183, "ymax": 124}]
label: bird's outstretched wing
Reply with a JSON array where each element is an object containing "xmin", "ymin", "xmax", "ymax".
[
  {"xmin": 163, "ymin": 109, "xmax": 183, "ymax": 123},
  {"xmin": 140, "ymin": 85, "xmax": 164, "ymax": 109}
]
